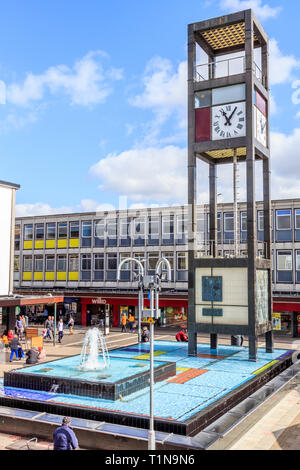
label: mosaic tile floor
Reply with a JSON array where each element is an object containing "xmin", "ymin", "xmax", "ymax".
[{"xmin": 0, "ymin": 341, "xmax": 290, "ymax": 422}]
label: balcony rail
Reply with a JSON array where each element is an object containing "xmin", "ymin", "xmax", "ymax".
[
  {"xmin": 197, "ymin": 239, "xmax": 269, "ymax": 259},
  {"xmin": 194, "ymin": 57, "xmax": 264, "ymax": 84}
]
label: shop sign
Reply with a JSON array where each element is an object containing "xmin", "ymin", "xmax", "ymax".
[
  {"xmin": 91, "ymin": 298, "xmax": 107, "ymax": 305},
  {"xmin": 272, "ymin": 313, "xmax": 281, "ymax": 331}
]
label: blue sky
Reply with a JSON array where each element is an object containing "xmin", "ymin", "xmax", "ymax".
[{"xmin": 1, "ymin": 0, "xmax": 300, "ymax": 216}]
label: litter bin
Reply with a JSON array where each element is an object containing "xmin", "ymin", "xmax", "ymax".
[{"xmin": 231, "ymin": 335, "xmax": 243, "ymax": 346}]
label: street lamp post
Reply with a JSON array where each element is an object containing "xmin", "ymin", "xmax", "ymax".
[
  {"xmin": 147, "ymin": 257, "xmax": 172, "ymax": 451},
  {"xmin": 117, "ymin": 256, "xmax": 171, "ymax": 451},
  {"xmin": 117, "ymin": 257, "xmax": 144, "ymax": 343}
]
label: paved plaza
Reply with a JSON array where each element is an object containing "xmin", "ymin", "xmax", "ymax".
[{"xmin": 0, "ymin": 327, "xmax": 299, "ymax": 450}]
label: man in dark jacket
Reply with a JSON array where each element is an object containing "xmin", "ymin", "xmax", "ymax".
[
  {"xmin": 9, "ymin": 335, "xmax": 21, "ymax": 362},
  {"xmin": 53, "ymin": 417, "xmax": 79, "ymax": 450},
  {"xmin": 25, "ymin": 347, "xmax": 39, "ymax": 364},
  {"xmin": 141, "ymin": 326, "xmax": 150, "ymax": 342}
]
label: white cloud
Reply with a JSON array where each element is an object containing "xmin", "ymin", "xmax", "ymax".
[
  {"xmin": 7, "ymin": 51, "xmax": 123, "ymax": 107},
  {"xmin": 90, "ymin": 145, "xmax": 187, "ymax": 204},
  {"xmin": 269, "ymin": 39, "xmax": 300, "ymax": 86},
  {"xmin": 15, "ymin": 202, "xmax": 73, "ymax": 217},
  {"xmin": 220, "ymin": 0, "xmax": 281, "ymax": 20},
  {"xmin": 79, "ymin": 199, "xmax": 116, "ymax": 213},
  {"xmin": 129, "ymin": 58, "xmax": 187, "ymax": 144}
]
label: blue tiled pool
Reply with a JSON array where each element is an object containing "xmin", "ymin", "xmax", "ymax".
[{"xmin": 0, "ymin": 340, "xmax": 290, "ymax": 423}]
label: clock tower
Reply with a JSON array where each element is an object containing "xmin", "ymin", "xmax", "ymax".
[{"xmin": 187, "ymin": 9, "xmax": 272, "ymax": 361}]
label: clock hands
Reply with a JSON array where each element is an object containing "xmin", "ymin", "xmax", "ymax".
[
  {"xmin": 226, "ymin": 106, "xmax": 237, "ymax": 125},
  {"xmin": 220, "ymin": 106, "xmax": 238, "ymax": 126},
  {"xmin": 220, "ymin": 109, "xmax": 231, "ymax": 125}
]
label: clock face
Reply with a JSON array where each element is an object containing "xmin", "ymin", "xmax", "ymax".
[
  {"xmin": 256, "ymin": 107, "xmax": 267, "ymax": 147},
  {"xmin": 212, "ymin": 102, "xmax": 246, "ymax": 140}
]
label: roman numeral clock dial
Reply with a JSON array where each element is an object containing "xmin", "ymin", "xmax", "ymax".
[{"xmin": 212, "ymin": 102, "xmax": 246, "ymax": 140}]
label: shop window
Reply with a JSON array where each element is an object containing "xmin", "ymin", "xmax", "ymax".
[
  {"xmin": 35, "ymin": 224, "xmax": 44, "ymax": 240},
  {"xmin": 276, "ymin": 210, "xmax": 291, "ymax": 230},
  {"xmin": 46, "ymin": 222, "xmax": 56, "ymax": 239},
  {"xmin": 24, "ymin": 224, "xmax": 33, "ymax": 240},
  {"xmin": 70, "ymin": 221, "xmax": 79, "ymax": 238}
]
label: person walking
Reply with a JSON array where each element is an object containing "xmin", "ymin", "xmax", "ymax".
[
  {"xmin": 128, "ymin": 312, "xmax": 135, "ymax": 333},
  {"xmin": 15, "ymin": 317, "xmax": 24, "ymax": 340},
  {"xmin": 53, "ymin": 417, "xmax": 79, "ymax": 451},
  {"xmin": 68, "ymin": 314, "xmax": 74, "ymax": 335},
  {"xmin": 57, "ymin": 318, "xmax": 64, "ymax": 344},
  {"xmin": 9, "ymin": 335, "xmax": 21, "ymax": 362},
  {"xmin": 44, "ymin": 316, "xmax": 52, "ymax": 341},
  {"xmin": 121, "ymin": 312, "xmax": 128, "ymax": 333},
  {"xmin": 141, "ymin": 326, "xmax": 150, "ymax": 343}
]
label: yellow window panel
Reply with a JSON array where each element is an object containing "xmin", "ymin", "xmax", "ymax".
[
  {"xmin": 23, "ymin": 272, "xmax": 32, "ymax": 281},
  {"xmin": 69, "ymin": 272, "xmax": 79, "ymax": 281},
  {"xmin": 57, "ymin": 239, "xmax": 67, "ymax": 249},
  {"xmin": 34, "ymin": 272, "xmax": 43, "ymax": 281},
  {"xmin": 46, "ymin": 240, "xmax": 56, "ymax": 249},
  {"xmin": 35, "ymin": 240, "xmax": 44, "ymax": 250},
  {"xmin": 24, "ymin": 241, "xmax": 33, "ymax": 250},
  {"xmin": 69, "ymin": 238, "xmax": 79, "ymax": 248},
  {"xmin": 45, "ymin": 272, "xmax": 55, "ymax": 281},
  {"xmin": 206, "ymin": 147, "xmax": 246, "ymax": 159},
  {"xmin": 57, "ymin": 272, "xmax": 66, "ymax": 281}
]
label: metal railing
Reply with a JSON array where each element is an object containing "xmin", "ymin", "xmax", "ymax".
[
  {"xmin": 197, "ymin": 239, "xmax": 269, "ymax": 259},
  {"xmin": 194, "ymin": 57, "xmax": 264, "ymax": 83}
]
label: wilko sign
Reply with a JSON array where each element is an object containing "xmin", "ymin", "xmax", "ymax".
[{"xmin": 91, "ymin": 298, "xmax": 107, "ymax": 305}]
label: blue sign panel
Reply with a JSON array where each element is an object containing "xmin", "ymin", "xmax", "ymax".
[{"xmin": 202, "ymin": 276, "xmax": 223, "ymax": 302}]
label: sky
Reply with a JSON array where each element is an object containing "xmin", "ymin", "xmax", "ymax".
[{"xmin": 1, "ymin": 0, "xmax": 300, "ymax": 216}]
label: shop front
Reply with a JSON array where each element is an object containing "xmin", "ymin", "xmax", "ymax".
[
  {"xmin": 80, "ymin": 296, "xmax": 188, "ymax": 328},
  {"xmin": 273, "ymin": 301, "xmax": 300, "ymax": 337}
]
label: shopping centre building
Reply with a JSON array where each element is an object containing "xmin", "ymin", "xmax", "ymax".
[{"xmin": 11, "ymin": 198, "xmax": 300, "ymax": 336}]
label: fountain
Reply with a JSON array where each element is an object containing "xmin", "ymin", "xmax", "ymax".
[
  {"xmin": 79, "ymin": 328, "xmax": 110, "ymax": 371},
  {"xmin": 4, "ymin": 329, "xmax": 175, "ymax": 400}
]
